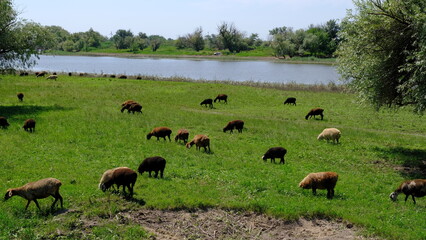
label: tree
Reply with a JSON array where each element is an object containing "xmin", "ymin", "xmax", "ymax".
[
  {"xmin": 0, "ymin": 0, "xmax": 51, "ymax": 72},
  {"xmin": 148, "ymin": 35, "xmax": 165, "ymax": 52},
  {"xmin": 217, "ymin": 22, "xmax": 245, "ymax": 53},
  {"xmin": 337, "ymin": 0, "xmax": 426, "ymax": 113},
  {"xmin": 111, "ymin": 29, "xmax": 133, "ymax": 49},
  {"xmin": 188, "ymin": 27, "xmax": 205, "ymax": 52}
]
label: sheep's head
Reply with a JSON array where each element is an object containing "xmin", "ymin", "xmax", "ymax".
[
  {"xmin": 261, "ymin": 155, "xmax": 267, "ymax": 161},
  {"xmin": 317, "ymin": 134, "xmax": 324, "ymax": 141},
  {"xmin": 4, "ymin": 189, "xmax": 13, "ymax": 200},
  {"xmin": 389, "ymin": 192, "xmax": 399, "ymax": 201},
  {"xmin": 223, "ymin": 127, "xmax": 228, "ymax": 133},
  {"xmin": 146, "ymin": 133, "xmax": 152, "ymax": 140},
  {"xmin": 298, "ymin": 177, "xmax": 312, "ymax": 189},
  {"xmin": 186, "ymin": 142, "xmax": 193, "ymax": 149}
]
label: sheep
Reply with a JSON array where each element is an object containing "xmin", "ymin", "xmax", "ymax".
[
  {"xmin": 223, "ymin": 120, "xmax": 244, "ymax": 133},
  {"xmin": 120, "ymin": 100, "xmax": 137, "ymax": 113},
  {"xmin": 200, "ymin": 98, "xmax": 213, "ymax": 108},
  {"xmin": 147, "ymin": 127, "xmax": 172, "ymax": 141},
  {"xmin": 36, "ymin": 71, "xmax": 47, "ymax": 77},
  {"xmin": 317, "ymin": 128, "xmax": 341, "ymax": 143},
  {"xmin": 262, "ymin": 147, "xmax": 287, "ymax": 164},
  {"xmin": 305, "ymin": 108, "xmax": 324, "ymax": 120},
  {"xmin": 299, "ymin": 172, "xmax": 339, "ymax": 199},
  {"xmin": 4, "ymin": 178, "xmax": 63, "ymax": 210},
  {"xmin": 110, "ymin": 75, "xmax": 116, "ymax": 78},
  {"xmin": 127, "ymin": 103, "xmax": 142, "ymax": 114},
  {"xmin": 389, "ymin": 179, "xmax": 426, "ymax": 204},
  {"xmin": 0, "ymin": 116, "xmax": 10, "ymax": 129},
  {"xmin": 118, "ymin": 75, "xmax": 127, "ymax": 79},
  {"xmin": 214, "ymin": 94, "xmax": 228, "ymax": 103},
  {"xmin": 99, "ymin": 167, "xmax": 137, "ymax": 196},
  {"xmin": 23, "ymin": 119, "xmax": 36, "ymax": 132},
  {"xmin": 138, "ymin": 156, "xmax": 166, "ymax": 178},
  {"xmin": 17, "ymin": 92, "xmax": 24, "ymax": 101},
  {"xmin": 46, "ymin": 75, "xmax": 58, "ymax": 80},
  {"xmin": 175, "ymin": 129, "xmax": 189, "ymax": 143},
  {"xmin": 136, "ymin": 76, "xmax": 142, "ymax": 80},
  {"xmin": 186, "ymin": 134, "xmax": 210, "ymax": 152},
  {"xmin": 68, "ymin": 72, "xmax": 72, "ymax": 76},
  {"xmin": 284, "ymin": 97, "xmax": 296, "ymax": 105}
]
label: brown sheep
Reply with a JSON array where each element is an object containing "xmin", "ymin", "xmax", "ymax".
[
  {"xmin": 299, "ymin": 172, "xmax": 339, "ymax": 199},
  {"xmin": 4, "ymin": 178, "xmax": 63, "ymax": 210},
  {"xmin": 262, "ymin": 147, "xmax": 287, "ymax": 164},
  {"xmin": 186, "ymin": 134, "xmax": 210, "ymax": 152},
  {"xmin": 17, "ymin": 92, "xmax": 24, "ymax": 101},
  {"xmin": 284, "ymin": 97, "xmax": 296, "ymax": 105},
  {"xmin": 36, "ymin": 71, "xmax": 47, "ymax": 77},
  {"xmin": 127, "ymin": 103, "xmax": 142, "ymax": 114},
  {"xmin": 223, "ymin": 120, "xmax": 244, "ymax": 133},
  {"xmin": 305, "ymin": 108, "xmax": 324, "ymax": 120},
  {"xmin": 200, "ymin": 98, "xmax": 213, "ymax": 108},
  {"xmin": 0, "ymin": 116, "xmax": 10, "ymax": 129},
  {"xmin": 23, "ymin": 119, "xmax": 36, "ymax": 132},
  {"xmin": 120, "ymin": 100, "xmax": 137, "ymax": 113},
  {"xmin": 175, "ymin": 129, "xmax": 189, "ymax": 143},
  {"xmin": 147, "ymin": 127, "xmax": 172, "ymax": 141},
  {"xmin": 99, "ymin": 167, "xmax": 137, "ymax": 197},
  {"xmin": 389, "ymin": 179, "xmax": 426, "ymax": 204},
  {"xmin": 138, "ymin": 156, "xmax": 166, "ymax": 178},
  {"xmin": 214, "ymin": 94, "xmax": 228, "ymax": 103}
]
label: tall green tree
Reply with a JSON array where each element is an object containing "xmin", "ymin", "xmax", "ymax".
[
  {"xmin": 111, "ymin": 29, "xmax": 134, "ymax": 49},
  {"xmin": 337, "ymin": 0, "xmax": 426, "ymax": 113},
  {"xmin": 0, "ymin": 0, "xmax": 51, "ymax": 72},
  {"xmin": 217, "ymin": 22, "xmax": 245, "ymax": 53}
]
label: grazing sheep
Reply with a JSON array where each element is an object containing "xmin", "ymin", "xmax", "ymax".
[
  {"xmin": 17, "ymin": 92, "xmax": 24, "ymax": 101},
  {"xmin": 118, "ymin": 75, "xmax": 127, "ymax": 79},
  {"xmin": 36, "ymin": 71, "xmax": 47, "ymax": 77},
  {"xmin": 317, "ymin": 128, "xmax": 341, "ymax": 143},
  {"xmin": 23, "ymin": 119, "xmax": 36, "ymax": 132},
  {"xmin": 299, "ymin": 172, "xmax": 339, "ymax": 199},
  {"xmin": 110, "ymin": 75, "xmax": 116, "ymax": 78},
  {"xmin": 284, "ymin": 97, "xmax": 296, "ymax": 105},
  {"xmin": 4, "ymin": 178, "xmax": 63, "ymax": 210},
  {"xmin": 46, "ymin": 75, "xmax": 58, "ymax": 80},
  {"xmin": 99, "ymin": 167, "xmax": 137, "ymax": 196},
  {"xmin": 262, "ymin": 147, "xmax": 287, "ymax": 164},
  {"xmin": 200, "ymin": 98, "xmax": 213, "ymax": 108},
  {"xmin": 305, "ymin": 108, "xmax": 324, "ymax": 120},
  {"xmin": 389, "ymin": 179, "xmax": 426, "ymax": 204},
  {"xmin": 175, "ymin": 129, "xmax": 189, "ymax": 143},
  {"xmin": 186, "ymin": 134, "xmax": 210, "ymax": 152},
  {"xmin": 0, "ymin": 116, "xmax": 10, "ymax": 129},
  {"xmin": 127, "ymin": 103, "xmax": 143, "ymax": 114},
  {"xmin": 19, "ymin": 72, "xmax": 28, "ymax": 76},
  {"xmin": 223, "ymin": 120, "xmax": 244, "ymax": 133},
  {"xmin": 147, "ymin": 127, "xmax": 172, "ymax": 141},
  {"xmin": 120, "ymin": 100, "xmax": 137, "ymax": 113},
  {"xmin": 138, "ymin": 156, "xmax": 166, "ymax": 178},
  {"xmin": 68, "ymin": 72, "xmax": 72, "ymax": 76},
  {"xmin": 136, "ymin": 76, "xmax": 142, "ymax": 80},
  {"xmin": 214, "ymin": 94, "xmax": 228, "ymax": 103}
]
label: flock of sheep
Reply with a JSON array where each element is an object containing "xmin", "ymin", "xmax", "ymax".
[{"xmin": 2, "ymin": 80, "xmax": 425, "ymax": 212}]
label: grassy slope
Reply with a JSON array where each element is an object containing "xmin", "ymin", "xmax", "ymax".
[{"xmin": 0, "ymin": 75, "xmax": 425, "ymax": 239}]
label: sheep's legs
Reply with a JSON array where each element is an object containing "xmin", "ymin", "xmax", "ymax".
[
  {"xmin": 154, "ymin": 171, "xmax": 159, "ymax": 178},
  {"xmin": 160, "ymin": 170, "xmax": 164, "ymax": 178},
  {"xmin": 312, "ymin": 188, "xmax": 317, "ymax": 195},
  {"xmin": 51, "ymin": 193, "xmax": 63, "ymax": 210},
  {"xmin": 280, "ymin": 157, "xmax": 285, "ymax": 164},
  {"xmin": 411, "ymin": 195, "xmax": 416, "ymax": 204}
]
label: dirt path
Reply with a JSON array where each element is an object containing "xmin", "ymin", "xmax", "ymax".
[{"xmin": 114, "ymin": 208, "xmax": 373, "ymax": 240}]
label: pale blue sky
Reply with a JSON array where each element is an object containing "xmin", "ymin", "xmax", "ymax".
[{"xmin": 13, "ymin": 0, "xmax": 354, "ymax": 39}]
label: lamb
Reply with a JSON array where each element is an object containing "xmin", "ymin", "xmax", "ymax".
[
  {"xmin": 138, "ymin": 156, "xmax": 166, "ymax": 178},
  {"xmin": 147, "ymin": 127, "xmax": 172, "ymax": 141},
  {"xmin": 120, "ymin": 100, "xmax": 137, "ymax": 113},
  {"xmin": 46, "ymin": 75, "xmax": 58, "ymax": 80},
  {"xmin": 99, "ymin": 167, "xmax": 137, "ymax": 196},
  {"xmin": 4, "ymin": 178, "xmax": 63, "ymax": 210},
  {"xmin": 299, "ymin": 172, "xmax": 339, "ymax": 199},
  {"xmin": 317, "ymin": 128, "xmax": 341, "ymax": 143},
  {"xmin": 0, "ymin": 116, "xmax": 10, "ymax": 128},
  {"xmin": 17, "ymin": 92, "xmax": 24, "ymax": 101},
  {"xmin": 23, "ymin": 119, "xmax": 36, "ymax": 132},
  {"xmin": 200, "ymin": 98, "xmax": 213, "ymax": 108},
  {"xmin": 214, "ymin": 94, "xmax": 228, "ymax": 103},
  {"xmin": 223, "ymin": 120, "xmax": 244, "ymax": 133},
  {"xmin": 389, "ymin": 179, "xmax": 426, "ymax": 204},
  {"xmin": 284, "ymin": 97, "xmax": 296, "ymax": 105},
  {"xmin": 175, "ymin": 129, "xmax": 189, "ymax": 143},
  {"xmin": 305, "ymin": 108, "xmax": 324, "ymax": 120},
  {"xmin": 186, "ymin": 134, "xmax": 211, "ymax": 152},
  {"xmin": 127, "ymin": 103, "xmax": 142, "ymax": 114},
  {"xmin": 262, "ymin": 147, "xmax": 287, "ymax": 164}
]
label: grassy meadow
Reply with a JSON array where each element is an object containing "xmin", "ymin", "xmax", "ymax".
[{"xmin": 0, "ymin": 74, "xmax": 425, "ymax": 239}]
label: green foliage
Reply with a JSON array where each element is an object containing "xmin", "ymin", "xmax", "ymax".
[
  {"xmin": 0, "ymin": 75, "xmax": 425, "ymax": 239},
  {"xmin": 217, "ymin": 22, "xmax": 247, "ymax": 53},
  {"xmin": 337, "ymin": 0, "xmax": 426, "ymax": 114}
]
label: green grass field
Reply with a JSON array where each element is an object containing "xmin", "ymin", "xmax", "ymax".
[{"xmin": 0, "ymin": 75, "xmax": 425, "ymax": 239}]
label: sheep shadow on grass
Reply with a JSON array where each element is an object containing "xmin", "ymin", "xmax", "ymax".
[
  {"xmin": 0, "ymin": 105, "xmax": 72, "ymax": 119},
  {"xmin": 373, "ymin": 146, "xmax": 426, "ymax": 179}
]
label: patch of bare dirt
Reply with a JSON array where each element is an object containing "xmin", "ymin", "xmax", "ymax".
[{"xmin": 113, "ymin": 208, "xmax": 373, "ymax": 240}]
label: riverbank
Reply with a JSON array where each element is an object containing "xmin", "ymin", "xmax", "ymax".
[{"xmin": 44, "ymin": 51, "xmax": 337, "ymax": 65}]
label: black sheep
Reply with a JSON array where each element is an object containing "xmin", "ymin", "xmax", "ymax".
[
  {"xmin": 23, "ymin": 119, "xmax": 36, "ymax": 132},
  {"xmin": 262, "ymin": 147, "xmax": 287, "ymax": 164},
  {"xmin": 200, "ymin": 98, "xmax": 213, "ymax": 108},
  {"xmin": 0, "ymin": 117, "xmax": 10, "ymax": 129},
  {"xmin": 214, "ymin": 94, "xmax": 228, "ymax": 103},
  {"xmin": 138, "ymin": 156, "xmax": 166, "ymax": 178},
  {"xmin": 284, "ymin": 97, "xmax": 296, "ymax": 105},
  {"xmin": 305, "ymin": 108, "xmax": 324, "ymax": 120}
]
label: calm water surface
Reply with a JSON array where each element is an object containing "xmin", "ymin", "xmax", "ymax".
[{"xmin": 33, "ymin": 55, "xmax": 340, "ymax": 84}]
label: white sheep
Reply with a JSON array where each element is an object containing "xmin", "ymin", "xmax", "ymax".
[
  {"xmin": 4, "ymin": 178, "xmax": 63, "ymax": 210},
  {"xmin": 389, "ymin": 179, "xmax": 426, "ymax": 204},
  {"xmin": 317, "ymin": 128, "xmax": 341, "ymax": 143}
]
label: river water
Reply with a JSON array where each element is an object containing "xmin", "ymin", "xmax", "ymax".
[{"xmin": 32, "ymin": 55, "xmax": 340, "ymax": 84}]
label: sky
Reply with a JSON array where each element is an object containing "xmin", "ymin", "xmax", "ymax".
[{"xmin": 12, "ymin": 0, "xmax": 355, "ymax": 39}]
